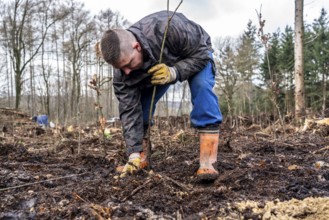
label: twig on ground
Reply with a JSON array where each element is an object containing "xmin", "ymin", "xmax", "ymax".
[
  {"xmin": 121, "ymin": 178, "xmax": 153, "ymax": 202},
  {"xmin": 313, "ymin": 145, "xmax": 329, "ymax": 154},
  {"xmin": 73, "ymin": 192, "xmax": 89, "ymax": 203},
  {"xmin": 160, "ymin": 174, "xmax": 191, "ymax": 191},
  {"xmin": 0, "ymin": 172, "xmax": 89, "ymax": 192}
]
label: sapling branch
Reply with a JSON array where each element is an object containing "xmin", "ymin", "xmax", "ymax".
[
  {"xmin": 256, "ymin": 6, "xmax": 284, "ymax": 131},
  {"xmin": 146, "ymin": 0, "xmax": 183, "ymax": 170}
]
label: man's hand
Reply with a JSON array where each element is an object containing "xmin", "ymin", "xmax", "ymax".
[
  {"xmin": 120, "ymin": 153, "xmax": 141, "ymax": 178},
  {"xmin": 148, "ymin": 64, "xmax": 177, "ymax": 85}
]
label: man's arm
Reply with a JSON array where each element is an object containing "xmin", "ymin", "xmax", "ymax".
[{"xmin": 113, "ymin": 71, "xmax": 144, "ymax": 154}]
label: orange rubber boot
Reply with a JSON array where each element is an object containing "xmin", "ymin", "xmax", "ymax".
[
  {"xmin": 116, "ymin": 138, "xmax": 150, "ymax": 173},
  {"xmin": 196, "ymin": 132, "xmax": 219, "ymax": 181}
]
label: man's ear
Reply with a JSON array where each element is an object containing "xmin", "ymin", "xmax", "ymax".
[{"xmin": 133, "ymin": 41, "xmax": 142, "ymax": 52}]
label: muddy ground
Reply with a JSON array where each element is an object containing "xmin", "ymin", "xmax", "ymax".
[{"xmin": 0, "ymin": 108, "xmax": 329, "ymax": 219}]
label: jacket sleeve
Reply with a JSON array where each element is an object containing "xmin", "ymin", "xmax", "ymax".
[
  {"xmin": 164, "ymin": 17, "xmax": 212, "ymax": 81},
  {"xmin": 128, "ymin": 11, "xmax": 213, "ymax": 82},
  {"xmin": 113, "ymin": 70, "xmax": 143, "ymax": 153}
]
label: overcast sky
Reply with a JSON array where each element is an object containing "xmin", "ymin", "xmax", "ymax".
[{"xmin": 83, "ymin": 0, "xmax": 328, "ymax": 38}]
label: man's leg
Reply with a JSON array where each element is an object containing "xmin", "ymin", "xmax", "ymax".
[{"xmin": 188, "ymin": 57, "xmax": 223, "ymax": 181}]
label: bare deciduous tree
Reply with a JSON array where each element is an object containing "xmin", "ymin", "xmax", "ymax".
[{"xmin": 1, "ymin": 0, "xmax": 67, "ymax": 109}]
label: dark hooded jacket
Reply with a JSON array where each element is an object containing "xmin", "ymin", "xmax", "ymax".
[{"xmin": 113, "ymin": 10, "xmax": 214, "ymax": 152}]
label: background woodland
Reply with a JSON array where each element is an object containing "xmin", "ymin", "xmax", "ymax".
[{"xmin": 0, "ymin": 0, "xmax": 328, "ymax": 126}]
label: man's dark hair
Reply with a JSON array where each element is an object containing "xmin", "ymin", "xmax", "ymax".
[{"xmin": 100, "ymin": 29, "xmax": 121, "ymax": 65}]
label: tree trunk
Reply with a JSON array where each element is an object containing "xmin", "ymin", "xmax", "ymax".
[
  {"xmin": 294, "ymin": 0, "xmax": 305, "ymax": 120},
  {"xmin": 28, "ymin": 59, "xmax": 35, "ymax": 116},
  {"xmin": 5, "ymin": 45, "xmax": 12, "ymax": 108},
  {"xmin": 322, "ymin": 71, "xmax": 327, "ymax": 117}
]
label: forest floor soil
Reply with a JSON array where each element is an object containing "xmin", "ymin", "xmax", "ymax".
[{"xmin": 1, "ymin": 108, "xmax": 329, "ymax": 219}]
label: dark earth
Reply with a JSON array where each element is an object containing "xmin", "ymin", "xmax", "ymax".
[{"xmin": 1, "ymin": 108, "xmax": 329, "ymax": 219}]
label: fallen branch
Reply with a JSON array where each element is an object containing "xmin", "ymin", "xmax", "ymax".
[
  {"xmin": 0, "ymin": 108, "xmax": 29, "ymax": 118},
  {"xmin": 160, "ymin": 174, "xmax": 191, "ymax": 191},
  {"xmin": 73, "ymin": 192, "xmax": 113, "ymax": 219},
  {"xmin": 313, "ymin": 145, "xmax": 329, "ymax": 154},
  {"xmin": 120, "ymin": 172, "xmax": 190, "ymax": 202},
  {"xmin": 0, "ymin": 172, "xmax": 88, "ymax": 192},
  {"xmin": 121, "ymin": 178, "xmax": 153, "ymax": 202}
]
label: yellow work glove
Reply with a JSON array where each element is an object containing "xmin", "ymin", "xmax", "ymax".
[
  {"xmin": 147, "ymin": 63, "xmax": 177, "ymax": 85},
  {"xmin": 120, "ymin": 153, "xmax": 141, "ymax": 178}
]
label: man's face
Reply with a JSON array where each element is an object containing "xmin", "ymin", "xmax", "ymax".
[{"xmin": 114, "ymin": 42, "xmax": 143, "ymax": 75}]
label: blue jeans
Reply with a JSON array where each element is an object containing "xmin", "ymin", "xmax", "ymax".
[{"xmin": 141, "ymin": 58, "xmax": 222, "ymax": 129}]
